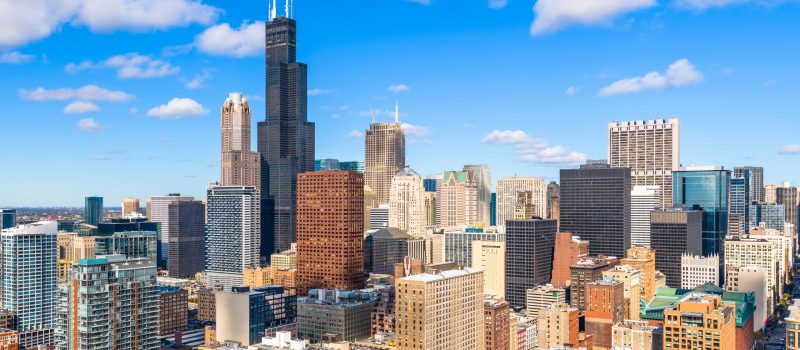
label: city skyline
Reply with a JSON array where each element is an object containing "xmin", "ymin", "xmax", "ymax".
[{"xmin": 2, "ymin": 0, "xmax": 800, "ymax": 206}]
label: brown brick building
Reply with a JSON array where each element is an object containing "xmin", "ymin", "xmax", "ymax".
[
  {"xmin": 585, "ymin": 277, "xmax": 625, "ymax": 349},
  {"xmin": 297, "ymin": 171, "xmax": 365, "ymax": 296},
  {"xmin": 550, "ymin": 232, "xmax": 589, "ymax": 288},
  {"xmin": 158, "ymin": 287, "xmax": 188, "ymax": 336},
  {"xmin": 197, "ymin": 288, "xmax": 216, "ymax": 322},
  {"xmin": 483, "ymin": 296, "xmax": 510, "ymax": 350}
]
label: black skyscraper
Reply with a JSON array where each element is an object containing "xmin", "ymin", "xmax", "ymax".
[
  {"xmin": 258, "ymin": 17, "xmax": 315, "ymax": 254},
  {"xmin": 560, "ymin": 161, "xmax": 631, "ymax": 258},
  {"xmin": 649, "ymin": 209, "xmax": 703, "ymax": 287},
  {"xmin": 504, "ymin": 219, "xmax": 558, "ymax": 309}
]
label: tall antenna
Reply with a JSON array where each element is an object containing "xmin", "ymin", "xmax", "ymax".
[
  {"xmin": 269, "ymin": 0, "xmax": 277, "ymax": 20},
  {"xmin": 395, "ymin": 101, "xmax": 399, "ymax": 124},
  {"xmin": 371, "ymin": 109, "xmax": 377, "ymax": 124},
  {"xmin": 285, "ymin": 0, "xmax": 289, "ymax": 19}
]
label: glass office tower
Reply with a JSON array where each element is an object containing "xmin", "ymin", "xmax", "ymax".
[{"xmin": 84, "ymin": 196, "xmax": 103, "ymax": 226}]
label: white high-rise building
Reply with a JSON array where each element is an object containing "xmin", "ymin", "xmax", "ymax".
[
  {"xmin": 680, "ymin": 253, "xmax": 719, "ymax": 289},
  {"xmin": 463, "ymin": 164, "xmax": 492, "ymax": 227},
  {"xmin": 389, "ymin": 167, "xmax": 426, "ymax": 237},
  {"xmin": 525, "ymin": 284, "xmax": 566, "ymax": 319},
  {"xmin": 609, "ymin": 118, "xmax": 680, "ymax": 208},
  {"xmin": 631, "ymin": 186, "xmax": 661, "ymax": 247},
  {"xmin": 495, "ymin": 177, "xmax": 547, "ymax": 227},
  {"xmin": 206, "ymin": 186, "xmax": 260, "ymax": 291},
  {"xmin": 725, "ymin": 265, "xmax": 768, "ymax": 331},
  {"xmin": 724, "ymin": 238, "xmax": 780, "ymax": 315},
  {"xmin": 370, "ymin": 204, "xmax": 390, "ymax": 229}
]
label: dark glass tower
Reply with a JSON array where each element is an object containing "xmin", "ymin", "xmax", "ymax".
[
  {"xmin": 258, "ymin": 17, "xmax": 315, "ymax": 254},
  {"xmin": 504, "ymin": 218, "xmax": 557, "ymax": 309},
  {"xmin": 84, "ymin": 196, "xmax": 103, "ymax": 226}
]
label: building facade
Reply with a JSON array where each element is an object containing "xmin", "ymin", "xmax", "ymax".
[
  {"xmin": 365, "ymin": 117, "xmax": 405, "ymax": 206},
  {"xmin": 167, "ymin": 200, "xmax": 206, "ymax": 278},
  {"xmin": 436, "ymin": 171, "xmax": 478, "ymax": 228},
  {"xmin": 84, "ymin": 196, "xmax": 103, "ymax": 226},
  {"xmin": 388, "ymin": 167, "xmax": 426, "ymax": 237},
  {"xmin": 662, "ymin": 294, "xmax": 736, "ymax": 350},
  {"xmin": 297, "ymin": 289, "xmax": 376, "ymax": 343},
  {"xmin": 585, "ymin": 277, "xmax": 625, "ymax": 349},
  {"xmin": 147, "ymin": 194, "xmax": 194, "ymax": 268},
  {"xmin": 525, "ymin": 284, "xmax": 566, "ymax": 319},
  {"xmin": 472, "ymin": 240, "xmax": 506, "ymax": 298},
  {"xmin": 157, "ymin": 286, "xmax": 188, "ymax": 337},
  {"xmin": 463, "ymin": 164, "xmax": 492, "ymax": 227},
  {"xmin": 495, "ymin": 177, "xmax": 547, "ymax": 227},
  {"xmin": 122, "ymin": 197, "xmax": 140, "ymax": 217},
  {"xmin": 570, "ymin": 256, "xmax": 618, "ymax": 311},
  {"xmin": 206, "ymin": 186, "xmax": 260, "ymax": 291},
  {"xmin": 680, "ymin": 254, "xmax": 719, "ymax": 289},
  {"xmin": 483, "ymin": 296, "xmax": 510, "ymax": 350},
  {"xmin": 443, "ymin": 228, "xmax": 504, "ymax": 268},
  {"xmin": 734, "ymin": 166, "xmax": 764, "ymax": 203},
  {"xmin": 550, "ymin": 231, "xmax": 589, "ymax": 288},
  {"xmin": 649, "ymin": 209, "xmax": 703, "ymax": 288},
  {"xmin": 504, "ymin": 219, "xmax": 557, "ymax": 309},
  {"xmin": 631, "ymin": 185, "xmax": 660, "ymax": 247},
  {"xmin": 220, "ymin": 92, "xmax": 260, "ymax": 190}
]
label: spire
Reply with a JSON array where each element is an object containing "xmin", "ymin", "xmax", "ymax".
[
  {"xmin": 285, "ymin": 0, "xmax": 290, "ymax": 19},
  {"xmin": 269, "ymin": 0, "xmax": 277, "ymax": 20},
  {"xmin": 395, "ymin": 101, "xmax": 400, "ymax": 124}
]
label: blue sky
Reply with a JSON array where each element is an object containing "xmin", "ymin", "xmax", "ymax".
[{"xmin": 1, "ymin": 0, "xmax": 798, "ymax": 207}]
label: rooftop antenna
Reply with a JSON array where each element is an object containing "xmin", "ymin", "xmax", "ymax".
[
  {"xmin": 285, "ymin": 0, "xmax": 289, "ymax": 19},
  {"xmin": 371, "ymin": 109, "xmax": 377, "ymax": 124},
  {"xmin": 394, "ymin": 101, "xmax": 399, "ymax": 124},
  {"xmin": 269, "ymin": 0, "xmax": 277, "ymax": 21}
]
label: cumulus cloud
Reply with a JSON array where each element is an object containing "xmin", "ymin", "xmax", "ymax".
[
  {"xmin": 780, "ymin": 144, "xmax": 800, "ymax": 155},
  {"xmin": 0, "ymin": 0, "xmax": 219, "ymax": 49},
  {"xmin": 20, "ymin": 85, "xmax": 132, "ymax": 102},
  {"xmin": 0, "ymin": 51, "xmax": 36, "ymax": 64},
  {"xmin": 308, "ymin": 88, "xmax": 335, "ymax": 96},
  {"xmin": 531, "ymin": 0, "xmax": 656, "ymax": 35},
  {"xmin": 599, "ymin": 59, "xmax": 703, "ymax": 96},
  {"xmin": 489, "ymin": 0, "xmax": 509, "ymax": 9},
  {"xmin": 401, "ymin": 123, "xmax": 429, "ymax": 137},
  {"xmin": 64, "ymin": 101, "xmax": 100, "ymax": 114},
  {"xmin": 147, "ymin": 98, "xmax": 207, "ymax": 119},
  {"xmin": 348, "ymin": 130, "xmax": 365, "ymax": 138},
  {"xmin": 388, "ymin": 84, "xmax": 411, "ymax": 93},
  {"xmin": 77, "ymin": 118, "xmax": 103, "ymax": 132},
  {"xmin": 565, "ymin": 86, "xmax": 581, "ymax": 96},
  {"xmin": 482, "ymin": 129, "xmax": 587, "ymax": 165},
  {"xmin": 66, "ymin": 53, "xmax": 179, "ymax": 79},
  {"xmin": 195, "ymin": 21, "xmax": 264, "ymax": 57},
  {"xmin": 181, "ymin": 69, "xmax": 212, "ymax": 89}
]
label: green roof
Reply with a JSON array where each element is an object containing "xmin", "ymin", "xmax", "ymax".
[
  {"xmin": 443, "ymin": 171, "xmax": 469, "ymax": 183},
  {"xmin": 641, "ymin": 283, "xmax": 756, "ymax": 328}
]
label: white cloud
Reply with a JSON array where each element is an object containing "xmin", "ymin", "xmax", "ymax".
[
  {"xmin": 195, "ymin": 21, "xmax": 264, "ymax": 57},
  {"xmin": 181, "ymin": 69, "xmax": 211, "ymax": 89},
  {"xmin": 762, "ymin": 78, "xmax": 779, "ymax": 87},
  {"xmin": 482, "ymin": 129, "xmax": 587, "ymax": 165},
  {"xmin": 20, "ymin": 85, "xmax": 132, "ymax": 102},
  {"xmin": 308, "ymin": 88, "xmax": 334, "ymax": 96},
  {"xmin": 675, "ymin": 0, "xmax": 751, "ymax": 10},
  {"xmin": 599, "ymin": 59, "xmax": 703, "ymax": 96},
  {"xmin": 780, "ymin": 144, "xmax": 800, "ymax": 155},
  {"xmin": 401, "ymin": 123, "xmax": 429, "ymax": 137},
  {"xmin": 66, "ymin": 53, "xmax": 179, "ymax": 79},
  {"xmin": 388, "ymin": 84, "xmax": 411, "ymax": 93},
  {"xmin": 348, "ymin": 130, "xmax": 365, "ymax": 138},
  {"xmin": 77, "ymin": 118, "xmax": 103, "ymax": 132},
  {"xmin": 531, "ymin": 0, "xmax": 656, "ymax": 35},
  {"xmin": 64, "ymin": 101, "xmax": 100, "ymax": 114},
  {"xmin": 0, "ymin": 0, "xmax": 219, "ymax": 49},
  {"xmin": 406, "ymin": 0, "xmax": 432, "ymax": 4},
  {"xmin": 565, "ymin": 85, "xmax": 581, "ymax": 96},
  {"xmin": 147, "ymin": 98, "xmax": 207, "ymax": 119},
  {"xmin": 489, "ymin": 0, "xmax": 509, "ymax": 9},
  {"xmin": 0, "ymin": 51, "xmax": 35, "ymax": 64}
]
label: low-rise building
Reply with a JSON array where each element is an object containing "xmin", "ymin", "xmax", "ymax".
[
  {"xmin": 158, "ymin": 286, "xmax": 188, "ymax": 336},
  {"xmin": 611, "ymin": 320, "xmax": 661, "ymax": 350},
  {"xmin": 297, "ymin": 289, "xmax": 376, "ymax": 343},
  {"xmin": 787, "ymin": 300, "xmax": 800, "ymax": 350},
  {"xmin": 680, "ymin": 254, "xmax": 719, "ymax": 289},
  {"xmin": 525, "ymin": 284, "xmax": 566, "ymax": 319},
  {"xmin": 662, "ymin": 294, "xmax": 736, "ymax": 350},
  {"xmin": 484, "ymin": 296, "xmax": 510, "ymax": 350}
]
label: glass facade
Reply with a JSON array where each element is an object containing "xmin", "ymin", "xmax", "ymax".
[
  {"xmin": 672, "ymin": 169, "xmax": 730, "ymax": 260},
  {"xmin": 0, "ymin": 209, "xmax": 16, "ymax": 229},
  {"xmin": 84, "ymin": 196, "xmax": 103, "ymax": 226},
  {"xmin": 750, "ymin": 203, "xmax": 786, "ymax": 231},
  {"xmin": 490, "ymin": 192, "xmax": 497, "ymax": 226}
]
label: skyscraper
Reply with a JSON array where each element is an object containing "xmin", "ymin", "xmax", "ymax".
[
  {"xmin": 776, "ymin": 184, "xmax": 798, "ymax": 238},
  {"xmin": 258, "ymin": 16, "xmax": 316, "ymax": 253},
  {"xmin": 2, "ymin": 221, "xmax": 57, "ymax": 348},
  {"xmin": 630, "ymin": 185, "xmax": 660, "ymax": 247},
  {"xmin": 608, "ymin": 118, "xmax": 680, "ymax": 208},
  {"xmin": 167, "ymin": 200, "xmax": 206, "ymax": 278},
  {"xmin": 750, "ymin": 203, "xmax": 786, "ymax": 231},
  {"xmin": 551, "ymin": 232, "xmax": 589, "ymax": 288},
  {"xmin": 463, "ymin": 164, "xmax": 492, "ymax": 227},
  {"xmin": 560, "ymin": 162, "xmax": 631, "ymax": 258},
  {"xmin": 148, "ymin": 194, "xmax": 194, "ymax": 268},
  {"xmin": 84, "ymin": 195, "xmax": 103, "ymax": 226},
  {"xmin": 734, "ymin": 166, "xmax": 764, "ymax": 203},
  {"xmin": 504, "ymin": 219, "xmax": 557, "ymax": 308},
  {"xmin": 0, "ymin": 209, "xmax": 16, "ymax": 230},
  {"xmin": 388, "ymin": 167, "xmax": 426, "ymax": 237},
  {"xmin": 437, "ymin": 170, "xmax": 479, "ymax": 228},
  {"xmin": 546, "ymin": 181, "xmax": 560, "ymax": 221},
  {"xmin": 728, "ymin": 174, "xmax": 750, "ymax": 238},
  {"xmin": 206, "ymin": 186, "xmax": 261, "ymax": 291},
  {"xmin": 649, "ymin": 209, "xmax": 703, "ymax": 287},
  {"xmin": 365, "ymin": 108, "xmax": 405, "ymax": 205},
  {"xmin": 296, "ymin": 171, "xmax": 364, "ymax": 296},
  {"xmin": 672, "ymin": 166, "xmax": 730, "ymax": 267},
  {"xmin": 221, "ymin": 92, "xmax": 260, "ymax": 189},
  {"xmin": 121, "ymin": 197, "xmax": 140, "ymax": 217},
  {"xmin": 495, "ymin": 177, "xmax": 547, "ymax": 226}
]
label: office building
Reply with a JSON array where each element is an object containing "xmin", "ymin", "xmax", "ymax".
[
  {"xmin": 662, "ymin": 294, "xmax": 736, "ymax": 350},
  {"xmin": 56, "ymin": 255, "xmax": 158, "ymax": 350},
  {"xmin": 364, "ymin": 227, "xmax": 424, "ymax": 275},
  {"xmin": 734, "ymin": 166, "xmax": 764, "ymax": 203},
  {"xmin": 2, "ymin": 222, "xmax": 57, "ymax": 348},
  {"xmin": 490, "ymin": 192, "xmax": 497, "ymax": 226},
  {"xmin": 370, "ymin": 285, "xmax": 395, "ymax": 337},
  {"xmin": 297, "ymin": 289, "xmax": 376, "ymax": 343},
  {"xmin": 423, "ymin": 192, "xmax": 437, "ymax": 228},
  {"xmin": 424, "ymin": 233, "xmax": 444, "ymax": 265},
  {"xmin": 550, "ymin": 231, "xmax": 589, "ymax": 288},
  {"xmin": 215, "ymin": 286, "xmax": 296, "ymax": 346},
  {"xmin": 483, "ymin": 296, "xmax": 510, "ymax": 350},
  {"xmin": 495, "ymin": 177, "xmax": 546, "ymax": 227},
  {"xmin": 786, "ymin": 300, "xmax": 800, "ymax": 350},
  {"xmin": 121, "ymin": 197, "xmax": 140, "ymax": 217},
  {"xmin": 395, "ymin": 268, "xmax": 484, "ymax": 350},
  {"xmin": 750, "ymin": 203, "xmax": 786, "ymax": 231},
  {"xmin": 621, "ymin": 246, "xmax": 657, "ymax": 302},
  {"xmin": 258, "ymin": 16, "xmax": 316, "ymax": 254},
  {"xmin": 681, "ymin": 254, "xmax": 719, "ymax": 289},
  {"xmin": 206, "ymin": 186, "xmax": 260, "ymax": 291},
  {"xmin": 423, "ymin": 177, "xmax": 437, "ymax": 193},
  {"xmin": 365, "ymin": 110, "xmax": 405, "ymax": 206},
  {"xmin": 525, "ymin": 284, "xmax": 566, "ymax": 319},
  {"xmin": 197, "ymin": 289, "xmax": 216, "ymax": 322},
  {"xmin": 148, "ymin": 194, "xmax": 194, "ymax": 268},
  {"xmin": 611, "ymin": 320, "xmax": 661, "ymax": 350},
  {"xmin": 388, "ymin": 167, "xmax": 426, "ymax": 237},
  {"xmin": 537, "ymin": 303, "xmax": 586, "ymax": 349},
  {"xmin": 158, "ymin": 286, "xmax": 188, "ymax": 337},
  {"xmin": 437, "ymin": 170, "xmax": 478, "ymax": 228},
  {"xmin": 560, "ymin": 161, "xmax": 631, "ymax": 258},
  {"xmin": 444, "ymin": 228, "xmax": 504, "ymax": 268},
  {"xmin": 546, "ymin": 181, "xmax": 559, "ymax": 221},
  {"xmin": 463, "ymin": 164, "xmax": 492, "ymax": 227},
  {"xmin": 472, "ymin": 240, "xmax": 505, "ymax": 297},
  {"xmin": 0, "ymin": 328, "xmax": 17, "ymax": 350},
  {"xmin": 369, "ymin": 203, "xmax": 390, "ymax": 230},
  {"xmin": 569, "ymin": 256, "xmax": 619, "ymax": 311},
  {"xmin": 776, "ymin": 184, "xmax": 798, "ymax": 236},
  {"xmin": 297, "ymin": 171, "xmax": 364, "ymax": 295},
  {"xmin": 339, "ymin": 161, "xmax": 364, "ymax": 173},
  {"xmin": 726, "ymin": 266, "xmax": 768, "ymax": 331},
  {"xmin": 672, "ymin": 166, "xmax": 730, "ymax": 268},
  {"xmin": 0, "ymin": 209, "xmax": 15, "ymax": 230},
  {"xmin": 603, "ymin": 264, "xmax": 643, "ymax": 321},
  {"xmin": 608, "ymin": 118, "xmax": 680, "ymax": 208},
  {"xmin": 728, "ymin": 175, "xmax": 750, "ymax": 238},
  {"xmin": 585, "ymin": 277, "xmax": 625, "ymax": 349},
  {"xmin": 315, "ymin": 158, "xmax": 339, "ymax": 171},
  {"xmin": 84, "ymin": 195, "xmax": 103, "ymax": 226},
  {"xmin": 631, "ymin": 185, "xmax": 660, "ymax": 247},
  {"xmin": 167, "ymin": 200, "xmax": 206, "ymax": 278},
  {"xmin": 504, "ymin": 219, "xmax": 557, "ymax": 309},
  {"xmin": 220, "ymin": 92, "xmax": 260, "ymax": 190},
  {"xmin": 649, "ymin": 209, "xmax": 703, "ymax": 288},
  {"xmin": 724, "ymin": 238, "xmax": 780, "ymax": 315},
  {"xmin": 512, "ymin": 190, "xmax": 535, "ymax": 220}
]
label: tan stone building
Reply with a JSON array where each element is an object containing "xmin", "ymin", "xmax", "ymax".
[
  {"xmin": 663, "ymin": 294, "xmax": 736, "ymax": 350},
  {"xmin": 220, "ymin": 92, "xmax": 260, "ymax": 188},
  {"xmin": 437, "ymin": 171, "xmax": 478, "ymax": 228},
  {"xmin": 389, "ymin": 167, "xmax": 426, "ymax": 237},
  {"xmin": 621, "ymin": 246, "xmax": 657, "ymax": 302},
  {"xmin": 122, "ymin": 197, "xmax": 140, "ymax": 217},
  {"xmin": 395, "ymin": 268, "xmax": 484, "ymax": 350},
  {"xmin": 612, "ymin": 320, "xmax": 660, "ymax": 350},
  {"xmin": 603, "ymin": 264, "xmax": 643, "ymax": 321},
  {"xmin": 537, "ymin": 302, "xmax": 581, "ymax": 349},
  {"xmin": 365, "ymin": 118, "xmax": 405, "ymax": 205},
  {"xmin": 472, "ymin": 240, "xmax": 505, "ymax": 297},
  {"xmin": 495, "ymin": 177, "xmax": 546, "ymax": 226}
]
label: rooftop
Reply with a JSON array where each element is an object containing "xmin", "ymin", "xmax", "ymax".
[{"xmin": 400, "ymin": 267, "xmax": 482, "ymax": 283}]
